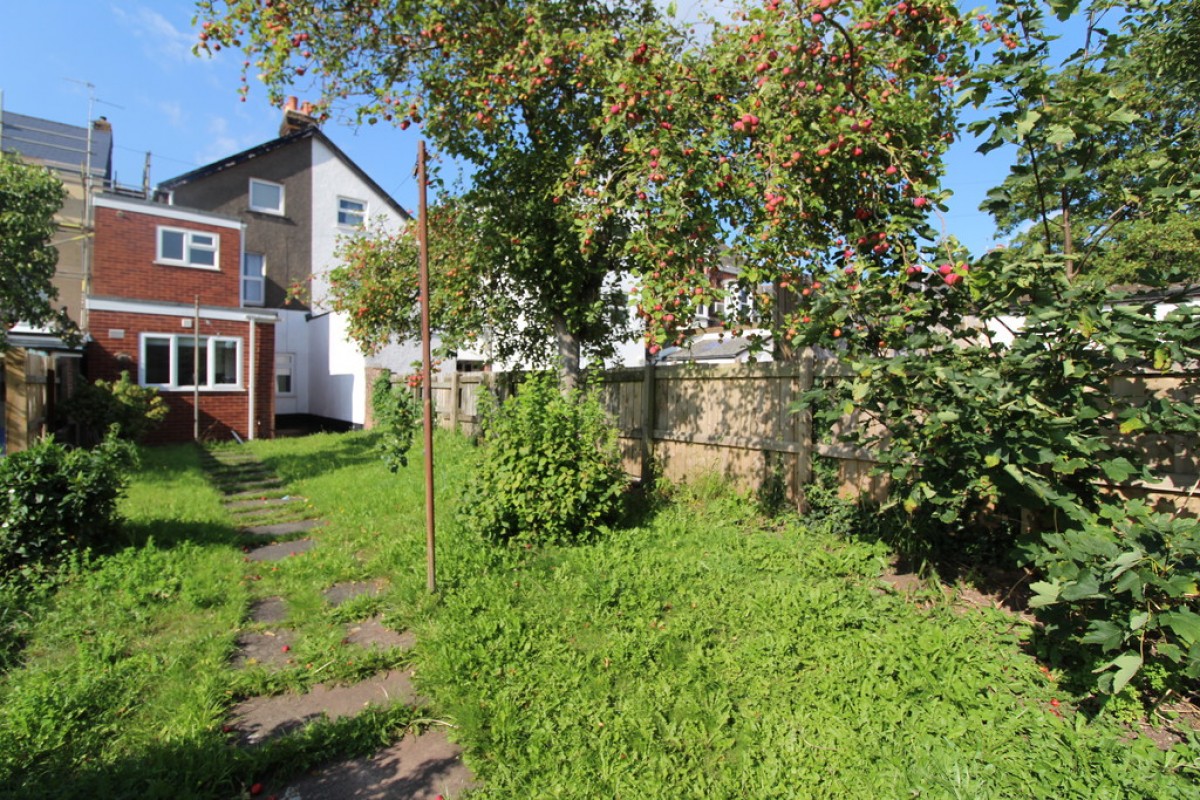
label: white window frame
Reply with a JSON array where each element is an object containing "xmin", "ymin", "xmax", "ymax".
[
  {"xmin": 336, "ymin": 196, "xmax": 367, "ymax": 228},
  {"xmin": 249, "ymin": 178, "xmax": 285, "ymax": 215},
  {"xmin": 242, "ymin": 252, "xmax": 266, "ymax": 307},
  {"xmin": 156, "ymin": 226, "xmax": 220, "ymax": 270},
  {"xmin": 275, "ymin": 352, "xmax": 295, "ymax": 396},
  {"xmin": 139, "ymin": 333, "xmax": 243, "ymax": 391}
]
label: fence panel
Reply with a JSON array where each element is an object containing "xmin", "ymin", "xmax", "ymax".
[{"xmin": 418, "ymin": 353, "xmax": 1197, "ymax": 514}]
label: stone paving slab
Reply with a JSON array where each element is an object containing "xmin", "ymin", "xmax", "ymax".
[
  {"xmin": 227, "ymin": 669, "xmax": 419, "ymax": 746},
  {"xmin": 223, "ymin": 478, "xmax": 286, "ymax": 492},
  {"xmin": 227, "ymin": 495, "xmax": 306, "ymax": 511},
  {"xmin": 345, "ymin": 617, "xmax": 416, "ymax": 651},
  {"xmin": 226, "ymin": 488, "xmax": 292, "ymax": 502},
  {"xmin": 250, "ymin": 597, "xmax": 289, "ymax": 624},
  {"xmin": 232, "ymin": 629, "xmax": 297, "ymax": 670},
  {"xmin": 323, "ymin": 580, "xmax": 384, "ymax": 607},
  {"xmin": 246, "ymin": 538, "xmax": 317, "ymax": 562},
  {"xmin": 242, "ymin": 519, "xmax": 325, "ymax": 537},
  {"xmin": 278, "ymin": 727, "xmax": 477, "ymax": 800},
  {"xmin": 232, "ymin": 509, "xmax": 320, "ymax": 528}
]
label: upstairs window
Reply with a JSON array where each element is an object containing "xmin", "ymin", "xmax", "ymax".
[
  {"xmin": 249, "ymin": 178, "xmax": 285, "ymax": 215},
  {"xmin": 242, "ymin": 252, "xmax": 265, "ymax": 306},
  {"xmin": 337, "ymin": 197, "xmax": 366, "ymax": 228},
  {"xmin": 157, "ymin": 227, "xmax": 218, "ymax": 269}
]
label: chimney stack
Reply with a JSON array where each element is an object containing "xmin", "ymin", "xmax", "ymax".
[{"xmin": 279, "ymin": 97, "xmax": 317, "ymax": 136}]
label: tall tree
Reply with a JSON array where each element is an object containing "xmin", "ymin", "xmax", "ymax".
[
  {"xmin": 0, "ymin": 154, "xmax": 70, "ymax": 349},
  {"xmin": 580, "ymin": 0, "xmax": 977, "ymax": 353},
  {"xmin": 195, "ymin": 0, "xmax": 663, "ymax": 386},
  {"xmin": 967, "ymin": 0, "xmax": 1200, "ymax": 284}
]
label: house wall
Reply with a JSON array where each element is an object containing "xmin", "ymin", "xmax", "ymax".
[
  {"xmin": 166, "ymin": 139, "xmax": 314, "ymax": 310},
  {"xmin": 87, "ymin": 308, "xmax": 275, "ymax": 444},
  {"xmin": 274, "ymin": 308, "xmax": 311, "ymax": 415},
  {"xmin": 49, "ymin": 179, "xmax": 89, "ymax": 327},
  {"xmin": 304, "ymin": 311, "xmax": 363, "ymax": 424},
  {"xmin": 92, "ymin": 205, "xmax": 242, "ymax": 305},
  {"xmin": 305, "ymin": 137, "xmax": 408, "ymax": 425}
]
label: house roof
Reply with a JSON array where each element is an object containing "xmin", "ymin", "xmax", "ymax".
[
  {"xmin": 0, "ymin": 110, "xmax": 113, "ymax": 180},
  {"xmin": 658, "ymin": 331, "xmax": 774, "ymax": 364},
  {"xmin": 1110, "ymin": 282, "xmax": 1200, "ymax": 305},
  {"xmin": 157, "ymin": 126, "xmax": 411, "ymax": 220},
  {"xmin": 94, "ymin": 192, "xmax": 244, "ymax": 228}
]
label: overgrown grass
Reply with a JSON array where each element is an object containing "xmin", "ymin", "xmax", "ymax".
[{"xmin": 1, "ymin": 431, "xmax": 1197, "ymax": 798}]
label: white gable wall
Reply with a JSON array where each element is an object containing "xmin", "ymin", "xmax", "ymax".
[{"xmin": 306, "ymin": 138, "xmax": 408, "ymax": 425}]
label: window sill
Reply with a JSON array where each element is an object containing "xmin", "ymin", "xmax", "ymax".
[
  {"xmin": 146, "ymin": 385, "xmax": 245, "ymax": 393},
  {"xmin": 155, "ymin": 260, "xmax": 220, "ymax": 271}
]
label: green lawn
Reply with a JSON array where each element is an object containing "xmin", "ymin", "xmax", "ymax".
[{"xmin": 0, "ymin": 431, "xmax": 1196, "ymax": 798}]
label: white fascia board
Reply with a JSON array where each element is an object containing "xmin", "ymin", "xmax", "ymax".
[
  {"xmin": 93, "ymin": 195, "xmax": 244, "ymax": 231},
  {"xmin": 86, "ymin": 296, "xmax": 279, "ymax": 324}
]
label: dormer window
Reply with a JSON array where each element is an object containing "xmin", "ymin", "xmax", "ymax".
[{"xmin": 249, "ymin": 178, "xmax": 285, "ymax": 215}]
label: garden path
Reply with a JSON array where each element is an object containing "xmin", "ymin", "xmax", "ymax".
[{"xmin": 201, "ymin": 448, "xmax": 476, "ymax": 800}]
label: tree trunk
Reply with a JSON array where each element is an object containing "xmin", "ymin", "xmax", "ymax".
[
  {"xmin": 552, "ymin": 314, "xmax": 581, "ymax": 393},
  {"xmin": 1062, "ymin": 188, "xmax": 1076, "ymax": 282}
]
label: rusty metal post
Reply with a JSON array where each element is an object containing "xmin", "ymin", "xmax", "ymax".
[{"xmin": 418, "ymin": 141, "xmax": 436, "ymax": 593}]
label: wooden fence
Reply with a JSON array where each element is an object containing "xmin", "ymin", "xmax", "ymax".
[
  {"xmin": 413, "ymin": 352, "xmax": 1200, "ymax": 514},
  {"xmin": 418, "ymin": 350, "xmax": 876, "ymax": 506}
]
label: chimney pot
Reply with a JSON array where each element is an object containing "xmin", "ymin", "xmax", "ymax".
[{"xmin": 285, "ymin": 96, "xmax": 298, "ymax": 111}]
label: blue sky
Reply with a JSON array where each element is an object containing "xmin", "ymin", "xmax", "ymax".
[{"xmin": 1, "ymin": 1, "xmax": 1028, "ymax": 255}]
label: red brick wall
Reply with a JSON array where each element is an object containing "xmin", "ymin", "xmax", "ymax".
[
  {"xmin": 88, "ymin": 309, "xmax": 275, "ymax": 445},
  {"xmin": 92, "ymin": 206, "xmax": 241, "ymax": 307}
]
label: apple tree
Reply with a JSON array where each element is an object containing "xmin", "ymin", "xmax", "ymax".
[
  {"xmin": 0, "ymin": 154, "xmax": 71, "ymax": 349},
  {"xmin": 194, "ymin": 0, "xmax": 667, "ymax": 386}
]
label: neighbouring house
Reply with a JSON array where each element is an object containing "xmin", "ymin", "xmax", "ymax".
[
  {"xmin": 0, "ymin": 104, "xmax": 118, "ymax": 328},
  {"xmin": 157, "ymin": 100, "xmax": 420, "ymax": 432},
  {"xmin": 85, "ymin": 193, "xmax": 276, "ymax": 444},
  {"xmin": 0, "ymin": 104, "xmax": 117, "ymax": 452}
]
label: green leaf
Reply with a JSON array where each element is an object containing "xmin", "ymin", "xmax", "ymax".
[
  {"xmin": 1118, "ymin": 417, "xmax": 1146, "ymax": 435},
  {"xmin": 1082, "ymin": 620, "xmax": 1124, "ymax": 650},
  {"xmin": 1029, "ymin": 580, "xmax": 1060, "ymax": 608},
  {"xmin": 1100, "ymin": 458, "xmax": 1136, "ymax": 482},
  {"xmin": 1096, "ymin": 652, "xmax": 1143, "ymax": 695},
  {"xmin": 1060, "ymin": 573, "xmax": 1102, "ymax": 601},
  {"xmin": 1159, "ymin": 610, "xmax": 1200, "ymax": 646}
]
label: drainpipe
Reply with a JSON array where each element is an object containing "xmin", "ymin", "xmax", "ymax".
[{"xmin": 248, "ymin": 318, "xmax": 257, "ymax": 440}]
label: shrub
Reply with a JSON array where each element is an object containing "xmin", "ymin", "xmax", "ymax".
[
  {"xmin": 1025, "ymin": 501, "xmax": 1200, "ymax": 697},
  {"xmin": 59, "ymin": 371, "xmax": 168, "ymax": 444},
  {"xmin": 0, "ymin": 430, "xmax": 136, "ymax": 581},
  {"xmin": 370, "ymin": 370, "xmax": 421, "ymax": 471},
  {"xmin": 463, "ymin": 373, "xmax": 627, "ymax": 545}
]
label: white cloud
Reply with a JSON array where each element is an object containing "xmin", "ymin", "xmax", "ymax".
[
  {"xmin": 111, "ymin": 5, "xmax": 197, "ymax": 65},
  {"xmin": 194, "ymin": 116, "xmax": 255, "ymax": 165},
  {"xmin": 158, "ymin": 100, "xmax": 185, "ymax": 129}
]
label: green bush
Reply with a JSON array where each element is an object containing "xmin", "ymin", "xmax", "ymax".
[
  {"xmin": 463, "ymin": 373, "xmax": 627, "ymax": 545},
  {"xmin": 370, "ymin": 370, "xmax": 421, "ymax": 471},
  {"xmin": 0, "ymin": 430, "xmax": 136, "ymax": 581},
  {"xmin": 60, "ymin": 371, "xmax": 168, "ymax": 444},
  {"xmin": 1025, "ymin": 501, "xmax": 1200, "ymax": 697}
]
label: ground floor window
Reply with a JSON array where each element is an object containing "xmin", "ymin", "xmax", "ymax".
[
  {"xmin": 275, "ymin": 352, "xmax": 295, "ymax": 396},
  {"xmin": 140, "ymin": 334, "xmax": 242, "ymax": 390}
]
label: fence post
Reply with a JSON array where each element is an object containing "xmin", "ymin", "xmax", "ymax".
[
  {"xmin": 796, "ymin": 347, "xmax": 815, "ymax": 511},
  {"xmin": 641, "ymin": 352, "xmax": 657, "ymax": 486},
  {"xmin": 450, "ymin": 369, "xmax": 461, "ymax": 433}
]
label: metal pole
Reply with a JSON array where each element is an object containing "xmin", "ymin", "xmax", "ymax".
[
  {"xmin": 418, "ymin": 141, "xmax": 436, "ymax": 594},
  {"xmin": 194, "ymin": 296, "xmax": 200, "ymax": 441}
]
